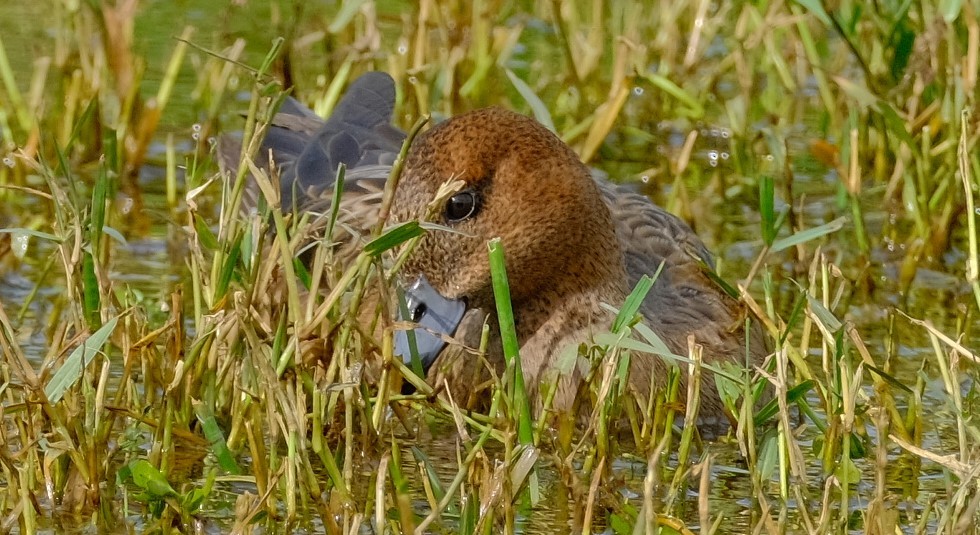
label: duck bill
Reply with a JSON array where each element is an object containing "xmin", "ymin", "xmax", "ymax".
[{"xmin": 394, "ymin": 275, "xmax": 466, "ymax": 375}]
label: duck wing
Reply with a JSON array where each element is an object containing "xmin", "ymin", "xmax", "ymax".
[
  {"xmin": 218, "ymin": 72, "xmax": 405, "ymax": 216},
  {"xmin": 599, "ymin": 180, "xmax": 767, "ymax": 420}
]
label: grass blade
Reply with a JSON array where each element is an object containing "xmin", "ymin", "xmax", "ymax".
[{"xmin": 45, "ymin": 316, "xmax": 119, "ymax": 402}]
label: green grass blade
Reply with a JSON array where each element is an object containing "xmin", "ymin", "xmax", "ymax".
[
  {"xmin": 488, "ymin": 238, "xmax": 533, "ymax": 445},
  {"xmin": 770, "ymin": 217, "xmax": 846, "ymax": 253},
  {"xmin": 363, "ymin": 221, "xmax": 424, "ymax": 257},
  {"xmin": 194, "ymin": 401, "xmax": 242, "ymax": 474},
  {"xmin": 506, "ymin": 69, "xmax": 555, "ymax": 133},
  {"xmin": 611, "ymin": 274, "xmax": 654, "ymax": 333},
  {"xmin": 45, "ymin": 315, "xmax": 119, "ymax": 402},
  {"xmin": 81, "ymin": 252, "xmax": 100, "ymax": 328}
]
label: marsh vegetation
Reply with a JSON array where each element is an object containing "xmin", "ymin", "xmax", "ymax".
[{"xmin": 0, "ymin": 1, "xmax": 978, "ymax": 533}]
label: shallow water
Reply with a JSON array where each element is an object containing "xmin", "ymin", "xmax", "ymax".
[{"xmin": 1, "ymin": 2, "xmax": 976, "ymax": 534}]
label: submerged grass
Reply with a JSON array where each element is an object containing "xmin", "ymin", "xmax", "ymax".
[{"xmin": 0, "ymin": 0, "xmax": 978, "ymax": 533}]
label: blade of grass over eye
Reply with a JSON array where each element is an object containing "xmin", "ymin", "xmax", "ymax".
[
  {"xmin": 45, "ymin": 316, "xmax": 119, "ymax": 402},
  {"xmin": 363, "ymin": 221, "xmax": 424, "ymax": 257},
  {"xmin": 770, "ymin": 216, "xmax": 846, "ymax": 253},
  {"xmin": 506, "ymin": 69, "xmax": 555, "ymax": 133},
  {"xmin": 488, "ymin": 238, "xmax": 533, "ymax": 446}
]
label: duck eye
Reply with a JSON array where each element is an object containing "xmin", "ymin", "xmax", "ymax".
[{"xmin": 445, "ymin": 190, "xmax": 479, "ymax": 222}]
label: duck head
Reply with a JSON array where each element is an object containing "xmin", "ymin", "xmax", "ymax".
[{"xmin": 392, "ymin": 107, "xmax": 629, "ymax": 369}]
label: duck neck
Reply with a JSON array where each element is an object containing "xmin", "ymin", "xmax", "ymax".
[
  {"xmin": 513, "ymin": 266, "xmax": 627, "ymax": 341},
  {"xmin": 505, "ymin": 246, "xmax": 627, "ymax": 410},
  {"xmin": 511, "ymin": 219, "xmax": 628, "ymax": 351}
]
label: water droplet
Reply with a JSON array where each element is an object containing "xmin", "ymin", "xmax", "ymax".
[
  {"xmin": 397, "ymin": 44, "xmax": 408, "ymax": 55},
  {"xmin": 12, "ymin": 234, "xmax": 28, "ymax": 258},
  {"xmin": 720, "ymin": 152, "xmax": 730, "ymax": 160},
  {"xmin": 707, "ymin": 150, "xmax": 719, "ymax": 161},
  {"xmin": 191, "ymin": 132, "xmax": 200, "ymax": 141},
  {"xmin": 408, "ymin": 75, "xmax": 418, "ymax": 84},
  {"xmin": 640, "ymin": 175, "xmax": 650, "ymax": 183},
  {"xmin": 120, "ymin": 197, "xmax": 134, "ymax": 215},
  {"xmin": 192, "ymin": 123, "xmax": 202, "ymax": 133},
  {"xmin": 720, "ymin": 129, "xmax": 730, "ymax": 139},
  {"xmin": 2, "ymin": 157, "xmax": 13, "ymax": 168},
  {"xmin": 632, "ymin": 86, "xmax": 644, "ymax": 96},
  {"xmin": 765, "ymin": 155, "xmax": 774, "ymax": 162}
]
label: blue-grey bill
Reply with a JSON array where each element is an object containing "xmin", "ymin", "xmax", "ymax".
[{"xmin": 394, "ymin": 275, "xmax": 466, "ymax": 374}]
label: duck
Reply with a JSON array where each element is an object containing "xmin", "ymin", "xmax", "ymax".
[{"xmin": 219, "ymin": 71, "xmax": 768, "ymax": 432}]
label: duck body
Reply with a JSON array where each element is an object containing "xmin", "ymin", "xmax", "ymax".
[
  {"xmin": 392, "ymin": 106, "xmax": 766, "ymax": 427},
  {"xmin": 220, "ymin": 72, "xmax": 766, "ymax": 431}
]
